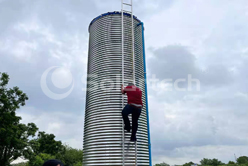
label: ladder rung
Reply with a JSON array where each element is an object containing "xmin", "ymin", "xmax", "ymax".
[
  {"xmin": 122, "ymin": 10, "xmax": 132, "ymax": 14},
  {"xmin": 123, "ymin": 3, "xmax": 132, "ymax": 6}
]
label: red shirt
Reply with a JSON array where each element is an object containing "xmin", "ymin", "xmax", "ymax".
[{"xmin": 124, "ymin": 85, "xmax": 143, "ymax": 106}]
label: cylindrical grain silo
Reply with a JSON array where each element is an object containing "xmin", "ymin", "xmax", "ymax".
[{"xmin": 83, "ymin": 11, "xmax": 151, "ymax": 166}]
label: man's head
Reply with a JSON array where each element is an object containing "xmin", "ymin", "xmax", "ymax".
[
  {"xmin": 128, "ymin": 83, "xmax": 134, "ymax": 86},
  {"xmin": 43, "ymin": 159, "xmax": 64, "ymax": 166}
]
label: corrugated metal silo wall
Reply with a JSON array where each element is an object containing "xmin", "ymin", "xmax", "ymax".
[{"xmin": 83, "ymin": 12, "xmax": 149, "ymax": 166}]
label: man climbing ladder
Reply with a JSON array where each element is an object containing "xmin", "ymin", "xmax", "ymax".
[{"xmin": 121, "ymin": 83, "xmax": 143, "ymax": 142}]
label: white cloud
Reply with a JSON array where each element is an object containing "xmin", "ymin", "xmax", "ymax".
[{"xmin": 17, "ymin": 106, "xmax": 84, "ymax": 149}]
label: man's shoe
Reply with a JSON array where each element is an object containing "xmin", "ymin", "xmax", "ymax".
[
  {"xmin": 124, "ymin": 126, "xmax": 130, "ymax": 132},
  {"xmin": 130, "ymin": 136, "xmax": 136, "ymax": 142}
]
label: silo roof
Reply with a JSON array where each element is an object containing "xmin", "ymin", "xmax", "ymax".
[{"xmin": 88, "ymin": 11, "xmax": 141, "ymax": 32}]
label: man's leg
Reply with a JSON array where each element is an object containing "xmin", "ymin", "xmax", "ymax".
[
  {"xmin": 122, "ymin": 104, "xmax": 132, "ymax": 132},
  {"xmin": 131, "ymin": 107, "xmax": 141, "ymax": 141}
]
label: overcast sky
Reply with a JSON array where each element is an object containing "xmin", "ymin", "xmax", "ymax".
[{"xmin": 1, "ymin": 0, "xmax": 248, "ymax": 165}]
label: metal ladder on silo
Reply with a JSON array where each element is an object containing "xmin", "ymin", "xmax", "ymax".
[{"xmin": 121, "ymin": 0, "xmax": 137, "ymax": 166}]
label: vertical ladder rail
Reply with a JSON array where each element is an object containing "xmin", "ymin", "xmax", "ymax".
[
  {"xmin": 131, "ymin": 0, "xmax": 135, "ymax": 86},
  {"xmin": 135, "ymin": 142, "xmax": 137, "ymax": 166},
  {"xmin": 121, "ymin": 1, "xmax": 125, "ymax": 166},
  {"xmin": 130, "ymin": 1, "xmax": 137, "ymax": 166}
]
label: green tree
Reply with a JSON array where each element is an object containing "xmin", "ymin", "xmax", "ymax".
[
  {"xmin": 200, "ymin": 158, "xmax": 212, "ymax": 165},
  {"xmin": 56, "ymin": 145, "xmax": 83, "ymax": 166},
  {"xmin": 74, "ymin": 161, "xmax": 83, "ymax": 166},
  {"xmin": 228, "ymin": 161, "xmax": 236, "ymax": 164},
  {"xmin": 0, "ymin": 72, "xmax": 38, "ymax": 166},
  {"xmin": 154, "ymin": 162, "xmax": 170, "ymax": 166},
  {"xmin": 31, "ymin": 131, "xmax": 64, "ymax": 156},
  {"xmin": 31, "ymin": 153, "xmax": 55, "ymax": 166},
  {"xmin": 211, "ymin": 158, "xmax": 224, "ymax": 166},
  {"xmin": 200, "ymin": 158, "xmax": 224, "ymax": 166},
  {"xmin": 183, "ymin": 161, "xmax": 194, "ymax": 166},
  {"xmin": 237, "ymin": 156, "xmax": 248, "ymax": 165},
  {"xmin": 25, "ymin": 131, "xmax": 65, "ymax": 165}
]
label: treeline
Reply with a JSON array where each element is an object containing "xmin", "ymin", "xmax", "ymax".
[
  {"xmin": 11, "ymin": 143, "xmax": 83, "ymax": 166},
  {"xmin": 154, "ymin": 156, "xmax": 248, "ymax": 166},
  {"xmin": 0, "ymin": 72, "xmax": 83, "ymax": 166}
]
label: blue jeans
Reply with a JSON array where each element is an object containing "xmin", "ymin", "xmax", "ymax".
[{"xmin": 122, "ymin": 104, "xmax": 141, "ymax": 140}]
